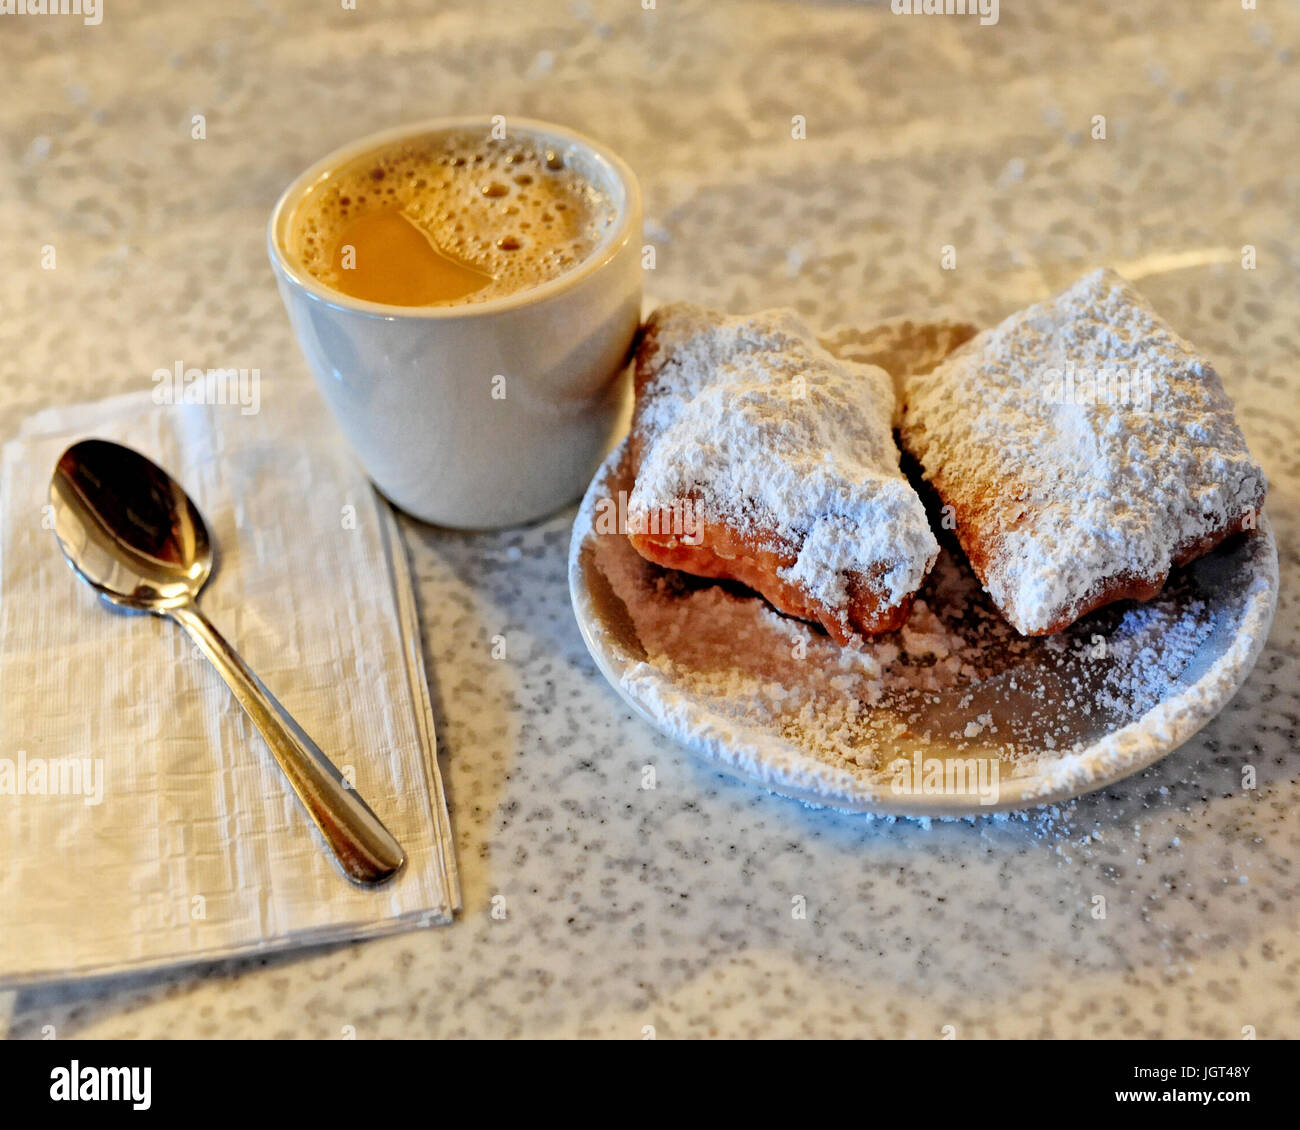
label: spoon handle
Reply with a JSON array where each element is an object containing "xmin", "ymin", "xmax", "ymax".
[{"xmin": 169, "ymin": 602, "xmax": 407, "ymax": 886}]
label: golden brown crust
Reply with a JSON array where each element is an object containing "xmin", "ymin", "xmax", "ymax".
[
  {"xmin": 915, "ymin": 449, "xmax": 1262, "ymax": 637},
  {"xmin": 628, "ymin": 518, "xmax": 914, "ymax": 645}
]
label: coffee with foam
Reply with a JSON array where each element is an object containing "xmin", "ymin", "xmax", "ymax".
[{"xmin": 287, "ymin": 130, "xmax": 618, "ymax": 307}]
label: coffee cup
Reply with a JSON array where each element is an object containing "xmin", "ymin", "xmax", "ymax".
[{"xmin": 267, "ymin": 116, "xmax": 642, "ymax": 529}]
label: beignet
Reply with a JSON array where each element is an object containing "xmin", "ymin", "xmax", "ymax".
[
  {"xmin": 627, "ymin": 303, "xmax": 940, "ymax": 644},
  {"xmin": 898, "ymin": 268, "xmax": 1266, "ymax": 635}
]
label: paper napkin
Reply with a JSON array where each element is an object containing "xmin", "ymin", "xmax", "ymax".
[{"xmin": 0, "ymin": 378, "xmax": 459, "ymax": 987}]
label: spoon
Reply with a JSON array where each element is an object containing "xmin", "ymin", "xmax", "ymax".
[{"xmin": 49, "ymin": 438, "xmax": 407, "ymax": 887}]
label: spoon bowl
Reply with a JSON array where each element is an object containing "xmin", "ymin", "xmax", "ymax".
[{"xmin": 51, "ymin": 439, "xmax": 211, "ymax": 610}]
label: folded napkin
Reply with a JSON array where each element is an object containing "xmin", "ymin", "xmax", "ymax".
[{"xmin": 0, "ymin": 379, "xmax": 459, "ymax": 987}]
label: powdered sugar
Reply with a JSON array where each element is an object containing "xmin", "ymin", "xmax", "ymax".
[
  {"xmin": 1094, "ymin": 597, "xmax": 1215, "ymax": 718},
  {"xmin": 899, "ymin": 268, "xmax": 1266, "ymax": 635},
  {"xmin": 628, "ymin": 303, "xmax": 939, "ymax": 625}
]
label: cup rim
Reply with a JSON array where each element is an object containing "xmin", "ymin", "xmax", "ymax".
[{"xmin": 266, "ymin": 115, "xmax": 642, "ymax": 321}]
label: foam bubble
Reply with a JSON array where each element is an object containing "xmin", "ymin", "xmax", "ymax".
[{"xmin": 287, "ymin": 129, "xmax": 618, "ymax": 304}]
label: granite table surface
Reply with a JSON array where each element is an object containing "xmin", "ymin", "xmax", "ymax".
[{"xmin": 1, "ymin": 0, "xmax": 1297, "ymax": 1038}]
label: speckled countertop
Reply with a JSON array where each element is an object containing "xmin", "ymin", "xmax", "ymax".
[{"xmin": 2, "ymin": 0, "xmax": 1297, "ymax": 1038}]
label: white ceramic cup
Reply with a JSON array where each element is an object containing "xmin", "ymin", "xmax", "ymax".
[{"xmin": 267, "ymin": 117, "xmax": 642, "ymax": 529}]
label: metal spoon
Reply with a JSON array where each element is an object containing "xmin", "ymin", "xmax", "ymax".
[{"xmin": 49, "ymin": 438, "xmax": 407, "ymax": 887}]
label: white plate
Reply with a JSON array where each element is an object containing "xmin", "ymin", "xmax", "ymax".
[{"xmin": 568, "ymin": 440, "xmax": 1278, "ymax": 816}]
